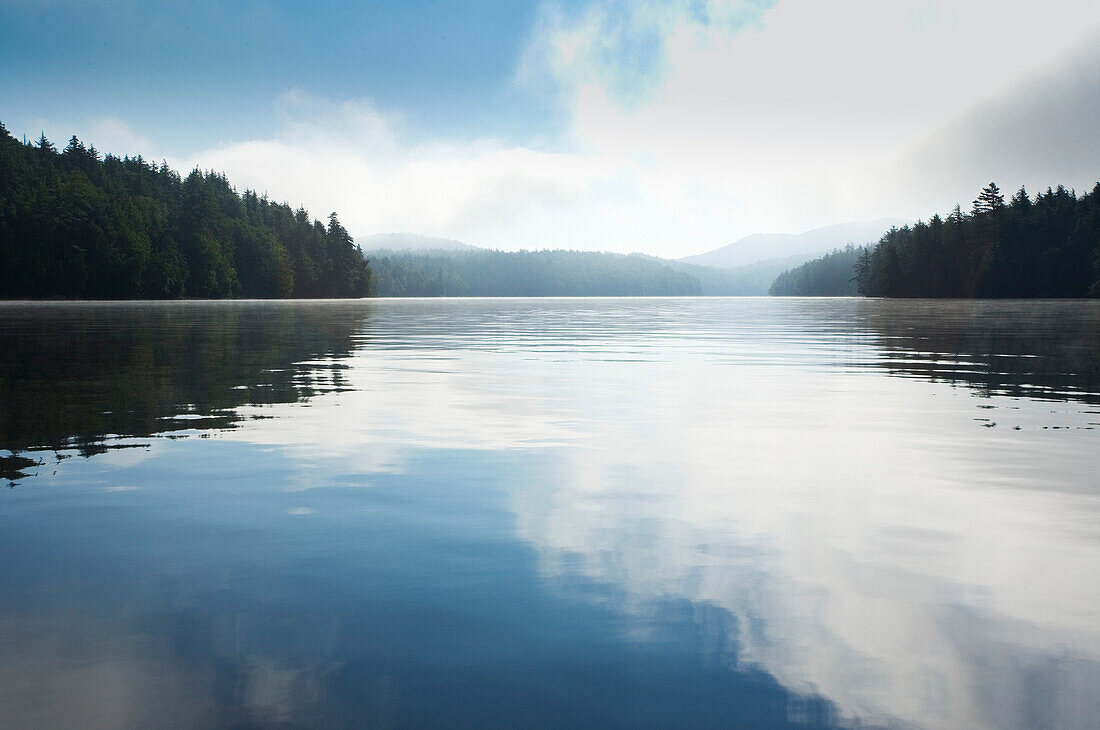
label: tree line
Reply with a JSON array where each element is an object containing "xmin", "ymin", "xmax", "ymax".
[
  {"xmin": 855, "ymin": 182, "xmax": 1100, "ymax": 297},
  {"xmin": 769, "ymin": 244, "xmax": 866, "ymax": 296},
  {"xmin": 769, "ymin": 182, "xmax": 1100, "ymax": 298},
  {"xmin": 0, "ymin": 122, "xmax": 370, "ymax": 299},
  {"xmin": 368, "ymin": 249, "xmax": 703, "ymax": 296}
]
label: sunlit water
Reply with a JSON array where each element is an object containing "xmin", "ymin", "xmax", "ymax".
[{"xmin": 1, "ymin": 298, "xmax": 1098, "ymax": 729}]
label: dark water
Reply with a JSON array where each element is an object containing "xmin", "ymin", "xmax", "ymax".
[{"xmin": 1, "ymin": 298, "xmax": 1098, "ymax": 729}]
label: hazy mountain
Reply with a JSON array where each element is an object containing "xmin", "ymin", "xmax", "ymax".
[
  {"xmin": 662, "ymin": 252, "xmax": 832, "ymax": 295},
  {"xmin": 361, "ymin": 222, "xmax": 903, "ymax": 296},
  {"xmin": 367, "ymin": 247, "xmax": 823, "ymax": 298},
  {"xmin": 360, "ymin": 232, "xmax": 475, "ymax": 252},
  {"xmin": 369, "ymin": 249, "xmax": 702, "ymax": 297},
  {"xmin": 680, "ymin": 219, "xmax": 903, "ymax": 269}
]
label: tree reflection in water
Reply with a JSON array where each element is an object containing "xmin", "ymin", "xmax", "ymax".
[
  {"xmin": 856, "ymin": 299, "xmax": 1100, "ymax": 405},
  {"xmin": 0, "ymin": 301, "xmax": 367, "ymax": 484}
]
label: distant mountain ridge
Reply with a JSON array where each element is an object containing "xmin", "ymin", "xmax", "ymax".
[
  {"xmin": 361, "ymin": 232, "xmax": 474, "ymax": 252},
  {"xmin": 659, "ymin": 252, "xmax": 828, "ymax": 295},
  {"xmin": 680, "ymin": 219, "xmax": 903, "ymax": 269},
  {"xmin": 366, "ymin": 247, "xmax": 817, "ymax": 297},
  {"xmin": 360, "ymin": 220, "xmax": 907, "ymax": 297},
  {"xmin": 368, "ymin": 249, "xmax": 702, "ymax": 297}
]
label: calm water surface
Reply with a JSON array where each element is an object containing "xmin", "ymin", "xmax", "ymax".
[{"xmin": 1, "ymin": 298, "xmax": 1098, "ymax": 729}]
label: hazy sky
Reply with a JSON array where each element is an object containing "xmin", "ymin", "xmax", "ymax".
[{"xmin": 3, "ymin": 0, "xmax": 1099, "ymax": 257}]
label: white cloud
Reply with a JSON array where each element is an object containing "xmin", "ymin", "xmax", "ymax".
[
  {"xmin": 17, "ymin": 116, "xmax": 154, "ymax": 159},
  {"xmin": 872, "ymin": 36, "xmax": 1100, "ymax": 215},
  {"xmin": 533, "ymin": 0, "xmax": 1100, "ymax": 232},
  {"xmin": 209, "ymin": 300, "xmax": 1100, "ymax": 730},
  {"xmin": 168, "ymin": 1, "xmax": 1100, "ymax": 258},
  {"xmin": 84, "ymin": 117, "xmax": 154, "ymax": 158},
  {"xmin": 173, "ymin": 92, "xmax": 698, "ymax": 254}
]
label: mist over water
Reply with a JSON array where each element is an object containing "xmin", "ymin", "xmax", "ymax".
[{"xmin": 2, "ymin": 298, "xmax": 1098, "ymax": 729}]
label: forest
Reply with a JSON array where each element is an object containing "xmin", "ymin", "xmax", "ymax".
[
  {"xmin": 769, "ymin": 244, "xmax": 866, "ymax": 296},
  {"xmin": 367, "ymin": 249, "xmax": 704, "ymax": 296},
  {"xmin": 771, "ymin": 182, "xmax": 1100, "ymax": 298},
  {"xmin": 855, "ymin": 182, "xmax": 1100, "ymax": 297},
  {"xmin": 0, "ymin": 123, "xmax": 370, "ymax": 299},
  {"xmin": 9, "ymin": 120, "xmax": 1094, "ymax": 302},
  {"xmin": 365, "ymin": 248, "xmax": 804, "ymax": 297}
]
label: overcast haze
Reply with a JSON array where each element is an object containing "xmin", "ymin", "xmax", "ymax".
[{"xmin": 4, "ymin": 0, "xmax": 1098, "ymax": 258}]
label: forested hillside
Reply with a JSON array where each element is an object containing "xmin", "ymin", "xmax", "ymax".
[
  {"xmin": 661, "ymin": 254, "xmax": 819, "ymax": 295},
  {"xmin": 367, "ymin": 249, "xmax": 702, "ymax": 296},
  {"xmin": 855, "ymin": 183, "xmax": 1100, "ymax": 297},
  {"xmin": 0, "ymin": 123, "xmax": 370, "ymax": 299},
  {"xmin": 769, "ymin": 245, "xmax": 866, "ymax": 296},
  {"xmin": 680, "ymin": 219, "xmax": 898, "ymax": 269}
]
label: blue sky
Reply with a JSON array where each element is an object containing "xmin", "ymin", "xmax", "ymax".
[
  {"xmin": 1, "ymin": 0, "xmax": 571, "ymax": 152},
  {"xmin": 3, "ymin": 0, "xmax": 1099, "ymax": 256}
]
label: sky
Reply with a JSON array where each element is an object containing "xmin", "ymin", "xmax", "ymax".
[{"xmin": 3, "ymin": 0, "xmax": 1099, "ymax": 257}]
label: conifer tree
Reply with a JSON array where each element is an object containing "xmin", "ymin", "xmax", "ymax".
[
  {"xmin": 0, "ymin": 121, "xmax": 371, "ymax": 300},
  {"xmin": 972, "ymin": 182, "xmax": 1005, "ymax": 216}
]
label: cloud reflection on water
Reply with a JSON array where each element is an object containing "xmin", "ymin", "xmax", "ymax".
[
  {"xmin": 211, "ymin": 299, "xmax": 1100, "ymax": 728},
  {"xmin": 3, "ymin": 298, "xmax": 1099, "ymax": 729}
]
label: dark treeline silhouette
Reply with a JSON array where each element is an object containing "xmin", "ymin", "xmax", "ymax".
[
  {"xmin": 855, "ymin": 182, "xmax": 1100, "ymax": 297},
  {"xmin": 0, "ymin": 301, "xmax": 365, "ymax": 482},
  {"xmin": 769, "ymin": 244, "xmax": 867, "ymax": 296},
  {"xmin": 368, "ymin": 249, "xmax": 703, "ymax": 296},
  {"xmin": 0, "ymin": 123, "xmax": 370, "ymax": 299}
]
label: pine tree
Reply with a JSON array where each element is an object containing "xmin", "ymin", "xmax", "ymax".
[
  {"xmin": 972, "ymin": 182, "xmax": 1005, "ymax": 216},
  {"xmin": 948, "ymin": 204, "xmax": 965, "ymax": 226},
  {"xmin": 36, "ymin": 132, "xmax": 55, "ymax": 153},
  {"xmin": 1011, "ymin": 186, "xmax": 1031, "ymax": 211}
]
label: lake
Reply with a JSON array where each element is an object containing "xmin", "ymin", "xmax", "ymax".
[{"xmin": 1, "ymin": 298, "xmax": 1098, "ymax": 729}]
